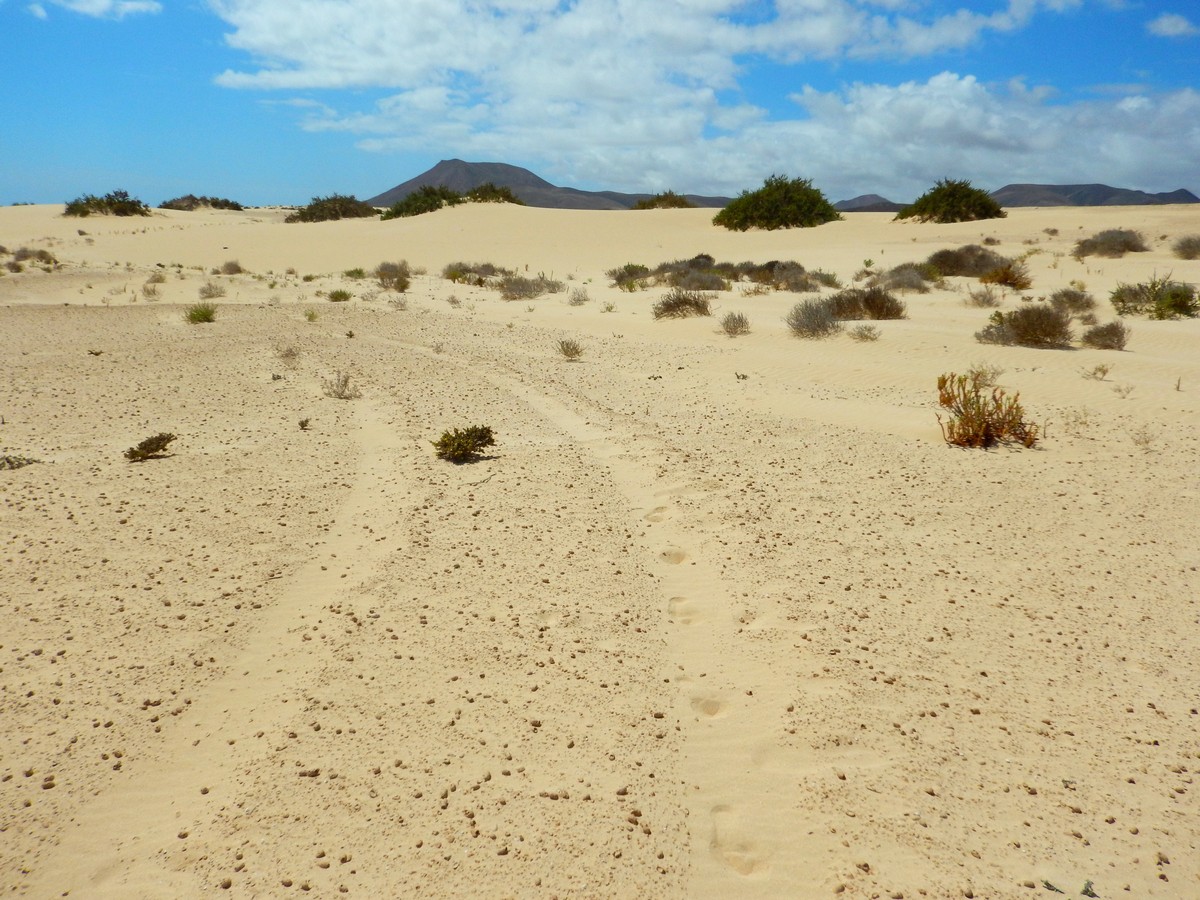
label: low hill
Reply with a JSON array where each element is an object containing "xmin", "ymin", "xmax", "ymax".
[
  {"xmin": 835, "ymin": 194, "xmax": 906, "ymax": 213},
  {"xmin": 367, "ymin": 160, "xmax": 730, "ymax": 210},
  {"xmin": 991, "ymin": 183, "xmax": 1199, "ymax": 207}
]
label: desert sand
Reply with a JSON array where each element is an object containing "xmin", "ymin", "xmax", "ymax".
[{"xmin": 1, "ymin": 202, "xmax": 1198, "ymax": 898}]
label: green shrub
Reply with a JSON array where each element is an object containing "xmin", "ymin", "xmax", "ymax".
[
  {"xmin": 785, "ymin": 298, "xmax": 842, "ymax": 338},
  {"xmin": 64, "ymin": 189, "xmax": 151, "ymax": 217},
  {"xmin": 328, "ymin": 289, "xmax": 352, "ymax": 302},
  {"xmin": 125, "ymin": 432, "xmax": 176, "ymax": 461},
  {"xmin": 652, "ymin": 288, "xmax": 714, "ymax": 319},
  {"xmin": 633, "ymin": 190, "xmax": 697, "ymax": 210},
  {"xmin": 159, "ymin": 194, "xmax": 244, "ymax": 211},
  {"xmin": 1172, "ymin": 234, "xmax": 1200, "ymax": 260},
  {"xmin": 343, "ymin": 267, "xmax": 367, "ymax": 279},
  {"xmin": 1074, "ymin": 229, "xmax": 1148, "ymax": 259},
  {"xmin": 979, "ymin": 260, "xmax": 1032, "ymax": 290},
  {"xmin": 286, "ymin": 194, "xmax": 378, "ymax": 223},
  {"xmin": 895, "ymin": 179, "xmax": 1005, "ymax": 224},
  {"xmin": 936, "ymin": 372, "xmax": 1038, "ymax": 448},
  {"xmin": 1081, "ymin": 320, "xmax": 1131, "ymax": 350},
  {"xmin": 873, "ymin": 262, "xmax": 939, "ymax": 293},
  {"xmin": 824, "ymin": 287, "xmax": 907, "ymax": 320},
  {"xmin": 926, "ymin": 245, "xmax": 1009, "ymax": 277},
  {"xmin": 375, "ymin": 260, "xmax": 411, "ymax": 292},
  {"xmin": 465, "ymin": 183, "xmax": 525, "ymax": 205},
  {"xmin": 1048, "ymin": 287, "xmax": 1096, "ymax": 317},
  {"xmin": 713, "ymin": 175, "xmax": 842, "ymax": 231},
  {"xmin": 433, "ymin": 425, "xmax": 496, "ymax": 463},
  {"xmin": 184, "ymin": 301, "xmax": 217, "ymax": 323},
  {"xmin": 381, "ymin": 185, "xmax": 464, "ymax": 219},
  {"xmin": 720, "ymin": 311, "xmax": 750, "ymax": 336},
  {"xmin": 1110, "ymin": 275, "xmax": 1198, "ymax": 318},
  {"xmin": 975, "ymin": 304, "xmax": 1072, "ymax": 348},
  {"xmin": 606, "ymin": 262, "xmax": 652, "ymax": 291}
]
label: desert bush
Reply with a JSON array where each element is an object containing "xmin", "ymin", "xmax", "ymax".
[
  {"xmin": 675, "ymin": 270, "xmax": 729, "ymax": 291},
  {"xmin": 322, "ymin": 371, "xmax": 361, "ymax": 400},
  {"xmin": 499, "ymin": 274, "xmax": 564, "ymax": 300},
  {"xmin": 64, "ymin": 189, "xmax": 150, "ymax": 217},
  {"xmin": 375, "ymin": 260, "xmax": 411, "ymax": 292},
  {"xmin": 567, "ymin": 287, "xmax": 590, "ymax": 306},
  {"xmin": 444, "ymin": 261, "xmax": 510, "ymax": 285},
  {"xmin": 141, "ymin": 282, "xmax": 160, "ymax": 299},
  {"xmin": 4, "ymin": 260, "xmax": 22, "ymax": 273},
  {"xmin": 146, "ymin": 271, "xmax": 166, "ymax": 284},
  {"xmin": 873, "ymin": 262, "xmax": 938, "ymax": 293},
  {"xmin": 557, "ymin": 339, "xmax": 584, "ymax": 360},
  {"xmin": 965, "ymin": 285, "xmax": 1002, "ymax": 307},
  {"xmin": 1073, "ymin": 228, "xmax": 1148, "ymax": 258},
  {"xmin": 343, "ymin": 267, "xmax": 367, "ymax": 279},
  {"xmin": 653, "ymin": 288, "xmax": 714, "ymax": 319},
  {"xmin": 381, "ymin": 185, "xmax": 464, "ymax": 219},
  {"xmin": 849, "ymin": 324, "xmax": 880, "ymax": 342},
  {"xmin": 785, "ymin": 298, "xmax": 842, "ymax": 338},
  {"xmin": 286, "ymin": 194, "xmax": 378, "ymax": 223},
  {"xmin": 975, "ymin": 304, "xmax": 1073, "ymax": 348},
  {"xmin": 606, "ymin": 262, "xmax": 652, "ymax": 291},
  {"xmin": 1080, "ymin": 321, "xmax": 1130, "ymax": 350},
  {"xmin": 433, "ymin": 425, "xmax": 495, "ymax": 463},
  {"xmin": 772, "ymin": 262, "xmax": 821, "ymax": 292},
  {"xmin": 1048, "ymin": 287, "xmax": 1096, "ymax": 317},
  {"xmin": 159, "ymin": 194, "xmax": 243, "ymax": 211},
  {"xmin": 927, "ymin": 244, "xmax": 1009, "ymax": 277},
  {"xmin": 1171, "ymin": 234, "xmax": 1200, "ymax": 260},
  {"xmin": 895, "ymin": 178, "xmax": 1005, "ymax": 224},
  {"xmin": 198, "ymin": 281, "xmax": 225, "ymax": 299},
  {"xmin": 824, "ymin": 287, "xmax": 907, "ymax": 320},
  {"xmin": 633, "ymin": 190, "xmax": 697, "ymax": 210},
  {"xmin": 1110, "ymin": 275, "xmax": 1198, "ymax": 318},
  {"xmin": 936, "ymin": 372, "xmax": 1038, "ymax": 448},
  {"xmin": 184, "ymin": 301, "xmax": 217, "ymax": 323},
  {"xmin": 1, "ymin": 454, "xmax": 42, "ymax": 470},
  {"xmin": 125, "ymin": 432, "xmax": 176, "ymax": 461},
  {"xmin": 979, "ymin": 260, "xmax": 1032, "ymax": 290},
  {"xmin": 220, "ymin": 259, "xmax": 245, "ymax": 275},
  {"xmin": 713, "ymin": 175, "xmax": 842, "ymax": 231},
  {"xmin": 328, "ymin": 289, "xmax": 352, "ymax": 302},
  {"xmin": 465, "ymin": 183, "xmax": 525, "ymax": 205},
  {"xmin": 721, "ymin": 311, "xmax": 750, "ymax": 336},
  {"xmin": 13, "ymin": 247, "xmax": 57, "ymax": 265},
  {"xmin": 304, "ymin": 309, "xmax": 318, "ymax": 322},
  {"xmin": 966, "ymin": 361, "xmax": 1005, "ymax": 388}
]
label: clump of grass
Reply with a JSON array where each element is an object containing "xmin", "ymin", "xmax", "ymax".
[
  {"xmin": 936, "ymin": 372, "xmax": 1038, "ymax": 448},
  {"xmin": 375, "ymin": 260, "xmax": 411, "ymax": 292},
  {"xmin": 965, "ymin": 284, "xmax": 1002, "ymax": 307},
  {"xmin": 220, "ymin": 259, "xmax": 245, "ymax": 275},
  {"xmin": 304, "ymin": 309, "xmax": 318, "ymax": 322},
  {"xmin": 1171, "ymin": 234, "xmax": 1200, "ymax": 260},
  {"xmin": 1110, "ymin": 275, "xmax": 1198, "ymax": 319},
  {"xmin": 13, "ymin": 247, "xmax": 57, "ymax": 265},
  {"xmin": 567, "ymin": 287, "xmax": 590, "ymax": 306},
  {"xmin": 125, "ymin": 432, "xmax": 176, "ymax": 461},
  {"xmin": 849, "ymin": 324, "xmax": 880, "ymax": 342},
  {"xmin": 895, "ymin": 178, "xmax": 1006, "ymax": 224},
  {"xmin": 785, "ymin": 298, "xmax": 842, "ymax": 338},
  {"xmin": 1074, "ymin": 228, "xmax": 1148, "ymax": 259},
  {"xmin": 652, "ymin": 288, "xmax": 714, "ymax": 319},
  {"xmin": 433, "ymin": 425, "xmax": 495, "ymax": 463},
  {"xmin": 198, "ymin": 281, "xmax": 226, "ymax": 300},
  {"xmin": 327, "ymin": 289, "xmax": 352, "ymax": 302},
  {"xmin": 322, "ymin": 371, "xmax": 361, "ymax": 400},
  {"xmin": 720, "ymin": 311, "xmax": 750, "ymax": 336},
  {"xmin": 500, "ymin": 274, "xmax": 565, "ymax": 300},
  {"xmin": 184, "ymin": 301, "xmax": 217, "ymax": 323},
  {"xmin": 557, "ymin": 339, "xmax": 584, "ymax": 360},
  {"xmin": 1080, "ymin": 363, "xmax": 1113, "ymax": 380},
  {"xmin": 343, "ymin": 267, "xmax": 366, "ymax": 279},
  {"xmin": 975, "ymin": 304, "xmax": 1073, "ymax": 348},
  {"xmin": 1081, "ymin": 320, "xmax": 1131, "ymax": 350},
  {"xmin": 275, "ymin": 343, "xmax": 301, "ymax": 366}
]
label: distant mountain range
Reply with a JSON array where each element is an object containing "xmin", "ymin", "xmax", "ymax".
[
  {"xmin": 367, "ymin": 159, "xmax": 731, "ymax": 211},
  {"xmin": 368, "ymin": 160, "xmax": 1198, "ymax": 212}
]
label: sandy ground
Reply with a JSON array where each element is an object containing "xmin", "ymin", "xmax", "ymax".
[{"xmin": 1, "ymin": 203, "xmax": 1198, "ymax": 898}]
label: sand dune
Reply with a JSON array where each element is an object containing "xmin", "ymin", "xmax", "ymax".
[{"xmin": 2, "ymin": 203, "xmax": 1198, "ymax": 898}]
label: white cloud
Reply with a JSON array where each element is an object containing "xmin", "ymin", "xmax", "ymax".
[
  {"xmin": 203, "ymin": 0, "xmax": 1198, "ymax": 199},
  {"xmin": 28, "ymin": 3, "xmax": 49, "ymax": 17},
  {"xmin": 1147, "ymin": 13, "xmax": 1199, "ymax": 37},
  {"xmin": 44, "ymin": 0, "xmax": 161, "ymax": 16}
]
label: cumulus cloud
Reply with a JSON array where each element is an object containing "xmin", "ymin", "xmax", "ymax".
[
  {"xmin": 1147, "ymin": 13, "xmax": 1199, "ymax": 37},
  {"xmin": 44, "ymin": 0, "xmax": 161, "ymax": 16},
  {"xmin": 203, "ymin": 0, "xmax": 1199, "ymax": 198}
]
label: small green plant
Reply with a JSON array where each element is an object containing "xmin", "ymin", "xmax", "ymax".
[
  {"xmin": 327, "ymin": 289, "xmax": 352, "ymax": 302},
  {"xmin": 184, "ymin": 301, "xmax": 217, "ymax": 323},
  {"xmin": 304, "ymin": 309, "xmax": 318, "ymax": 322},
  {"xmin": 557, "ymin": 339, "xmax": 584, "ymax": 360},
  {"xmin": 936, "ymin": 372, "xmax": 1038, "ymax": 448},
  {"xmin": 895, "ymin": 178, "xmax": 1005, "ymax": 224},
  {"xmin": 652, "ymin": 288, "xmax": 714, "ymax": 319},
  {"xmin": 198, "ymin": 281, "xmax": 226, "ymax": 300},
  {"xmin": 1080, "ymin": 320, "xmax": 1130, "ymax": 350},
  {"xmin": 1171, "ymin": 234, "xmax": 1200, "ymax": 260},
  {"xmin": 1074, "ymin": 228, "xmax": 1148, "ymax": 258},
  {"xmin": 322, "ymin": 371, "xmax": 361, "ymax": 400},
  {"xmin": 298, "ymin": 418, "xmax": 311, "ymax": 431},
  {"xmin": 713, "ymin": 174, "xmax": 842, "ymax": 231},
  {"xmin": 849, "ymin": 324, "xmax": 881, "ymax": 342},
  {"xmin": 343, "ymin": 267, "xmax": 366, "ymax": 279},
  {"xmin": 606, "ymin": 263, "xmax": 652, "ymax": 291},
  {"xmin": 720, "ymin": 311, "xmax": 750, "ymax": 336},
  {"xmin": 125, "ymin": 432, "xmax": 176, "ymax": 461},
  {"xmin": 632, "ymin": 190, "xmax": 697, "ymax": 210},
  {"xmin": 1110, "ymin": 275, "xmax": 1198, "ymax": 319},
  {"xmin": 286, "ymin": 194, "xmax": 378, "ymax": 223},
  {"xmin": 433, "ymin": 425, "xmax": 496, "ymax": 463},
  {"xmin": 785, "ymin": 298, "xmax": 842, "ymax": 338},
  {"xmin": 64, "ymin": 189, "xmax": 150, "ymax": 217}
]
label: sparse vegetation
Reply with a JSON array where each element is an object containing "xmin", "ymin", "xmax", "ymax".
[
  {"xmin": 184, "ymin": 301, "xmax": 217, "ymax": 323},
  {"xmin": 465, "ymin": 183, "xmax": 525, "ymax": 205},
  {"xmin": 433, "ymin": 425, "xmax": 496, "ymax": 463},
  {"xmin": 606, "ymin": 262, "xmax": 652, "ymax": 291},
  {"xmin": 713, "ymin": 175, "xmax": 842, "ymax": 231},
  {"xmin": 965, "ymin": 284, "xmax": 1003, "ymax": 307},
  {"xmin": 871, "ymin": 261, "xmax": 939, "ymax": 293},
  {"xmin": 1, "ymin": 455, "xmax": 42, "ymax": 470},
  {"xmin": 895, "ymin": 178, "xmax": 1005, "ymax": 224},
  {"xmin": 567, "ymin": 287, "xmax": 590, "ymax": 306},
  {"xmin": 64, "ymin": 189, "xmax": 151, "ymax": 217},
  {"xmin": 124, "ymin": 432, "xmax": 176, "ymax": 461},
  {"xmin": 975, "ymin": 304, "xmax": 1073, "ymax": 348},
  {"xmin": 824, "ymin": 286, "xmax": 907, "ymax": 320},
  {"xmin": 1081, "ymin": 320, "xmax": 1131, "ymax": 350},
  {"xmin": 1171, "ymin": 234, "xmax": 1200, "ymax": 260},
  {"xmin": 557, "ymin": 339, "xmax": 584, "ymax": 360},
  {"xmin": 785, "ymin": 298, "xmax": 842, "ymax": 338},
  {"xmin": 633, "ymin": 190, "xmax": 697, "ymax": 210},
  {"xmin": 1048, "ymin": 287, "xmax": 1096, "ymax": 318},
  {"xmin": 926, "ymin": 244, "xmax": 1009, "ymax": 278},
  {"xmin": 381, "ymin": 185, "xmax": 463, "ymax": 219},
  {"xmin": 375, "ymin": 260, "xmax": 411, "ymax": 292},
  {"xmin": 978, "ymin": 259, "xmax": 1032, "ymax": 290},
  {"xmin": 343, "ymin": 267, "xmax": 367, "ymax": 279},
  {"xmin": 1110, "ymin": 275, "xmax": 1198, "ymax": 318},
  {"xmin": 322, "ymin": 371, "xmax": 361, "ymax": 400},
  {"xmin": 499, "ymin": 274, "xmax": 565, "ymax": 301},
  {"xmin": 220, "ymin": 259, "xmax": 245, "ymax": 275},
  {"xmin": 1080, "ymin": 363, "xmax": 1113, "ymax": 381},
  {"xmin": 652, "ymin": 288, "xmax": 714, "ymax": 319},
  {"xmin": 285, "ymin": 194, "xmax": 378, "ymax": 223},
  {"xmin": 159, "ymin": 194, "xmax": 244, "ymax": 211},
  {"xmin": 936, "ymin": 372, "xmax": 1038, "ymax": 448},
  {"xmin": 1074, "ymin": 228, "xmax": 1148, "ymax": 259},
  {"xmin": 849, "ymin": 324, "xmax": 881, "ymax": 342},
  {"xmin": 198, "ymin": 281, "xmax": 226, "ymax": 300},
  {"xmin": 327, "ymin": 289, "xmax": 352, "ymax": 302},
  {"xmin": 720, "ymin": 311, "xmax": 750, "ymax": 336},
  {"xmin": 304, "ymin": 309, "xmax": 318, "ymax": 322}
]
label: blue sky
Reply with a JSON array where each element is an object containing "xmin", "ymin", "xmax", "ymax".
[{"xmin": 1, "ymin": 0, "xmax": 1198, "ymax": 206}]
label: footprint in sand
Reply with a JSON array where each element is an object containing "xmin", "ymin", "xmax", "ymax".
[
  {"xmin": 689, "ymin": 694, "xmax": 728, "ymax": 719},
  {"xmin": 667, "ymin": 596, "xmax": 704, "ymax": 625},
  {"xmin": 709, "ymin": 804, "xmax": 772, "ymax": 876},
  {"xmin": 643, "ymin": 506, "xmax": 669, "ymax": 523},
  {"xmin": 660, "ymin": 547, "xmax": 688, "ymax": 565}
]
